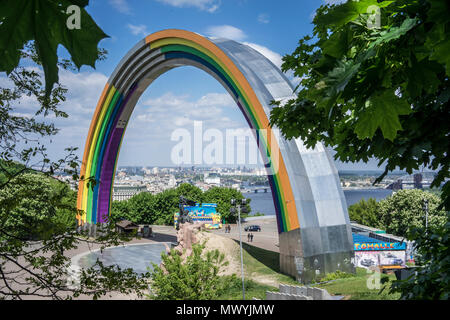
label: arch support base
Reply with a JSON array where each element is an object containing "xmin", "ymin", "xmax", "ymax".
[{"xmin": 280, "ymin": 228, "xmax": 355, "ymax": 283}]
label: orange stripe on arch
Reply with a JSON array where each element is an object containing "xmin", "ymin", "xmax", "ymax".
[
  {"xmin": 76, "ymin": 83, "xmax": 110, "ymax": 223},
  {"xmin": 146, "ymin": 30, "xmax": 299, "ymax": 230}
]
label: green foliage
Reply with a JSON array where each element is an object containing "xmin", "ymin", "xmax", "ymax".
[
  {"xmin": 203, "ymin": 186, "xmax": 250, "ymax": 223},
  {"xmin": 0, "ymin": 1, "xmax": 149, "ymax": 300},
  {"xmin": 378, "ymin": 189, "xmax": 447, "ymax": 237},
  {"xmin": 0, "ymin": 0, "xmax": 108, "ymax": 96},
  {"xmin": 111, "ymin": 192, "xmax": 156, "ymax": 224},
  {"xmin": 152, "ymin": 188, "xmax": 180, "ymax": 225},
  {"xmin": 111, "ymin": 184, "xmax": 250, "ymax": 225},
  {"xmin": 0, "ymin": 172, "xmax": 77, "ymax": 240},
  {"xmin": 348, "ymin": 198, "xmax": 381, "ymax": 228},
  {"xmin": 270, "ymin": 0, "xmax": 450, "ymax": 210},
  {"xmin": 0, "ymin": 171, "xmax": 149, "ymax": 299},
  {"xmin": 347, "ymin": 190, "xmax": 445, "ymax": 238},
  {"xmin": 149, "ymin": 243, "xmax": 229, "ymax": 300},
  {"xmin": 316, "ymin": 268, "xmax": 400, "ymax": 300},
  {"xmin": 312, "ymin": 270, "xmax": 356, "ymax": 284},
  {"xmin": 175, "ymin": 183, "xmax": 204, "ymax": 203},
  {"xmin": 389, "ymin": 214, "xmax": 450, "ymax": 299},
  {"xmin": 216, "ymin": 274, "xmax": 274, "ymax": 300}
]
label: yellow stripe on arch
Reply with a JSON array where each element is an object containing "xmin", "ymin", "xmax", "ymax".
[
  {"xmin": 81, "ymin": 86, "xmax": 117, "ymax": 221},
  {"xmin": 77, "ymin": 83, "xmax": 110, "ymax": 225}
]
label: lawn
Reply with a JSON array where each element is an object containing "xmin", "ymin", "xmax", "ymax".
[
  {"xmin": 229, "ymin": 241, "xmax": 401, "ymax": 300},
  {"xmin": 313, "ymin": 268, "xmax": 401, "ymax": 300}
]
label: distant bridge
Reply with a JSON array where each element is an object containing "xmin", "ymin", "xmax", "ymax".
[
  {"xmin": 386, "ymin": 174, "xmax": 433, "ymax": 190},
  {"xmin": 241, "ymin": 186, "xmax": 270, "ymax": 193}
]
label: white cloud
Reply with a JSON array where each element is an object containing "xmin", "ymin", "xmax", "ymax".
[
  {"xmin": 196, "ymin": 93, "xmax": 234, "ymax": 107},
  {"xmin": 127, "ymin": 24, "xmax": 149, "ymax": 37},
  {"xmin": 0, "ymin": 67, "xmax": 109, "ymax": 160},
  {"xmin": 129, "ymin": 92, "xmax": 240, "ymax": 138},
  {"xmin": 138, "ymin": 92, "xmax": 234, "ymax": 124},
  {"xmin": 205, "ymin": 25, "xmax": 247, "ymax": 41},
  {"xmin": 324, "ymin": 0, "xmax": 347, "ymax": 4},
  {"xmin": 257, "ymin": 13, "xmax": 270, "ymax": 24},
  {"xmin": 156, "ymin": 0, "xmax": 221, "ymax": 12},
  {"xmin": 109, "ymin": 0, "xmax": 132, "ymax": 14}
]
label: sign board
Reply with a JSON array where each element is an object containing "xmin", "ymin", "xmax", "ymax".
[
  {"xmin": 355, "ymin": 250, "xmax": 406, "ymax": 268},
  {"xmin": 174, "ymin": 203, "xmax": 222, "ymax": 229},
  {"xmin": 354, "ymin": 241, "xmax": 406, "ymax": 251}
]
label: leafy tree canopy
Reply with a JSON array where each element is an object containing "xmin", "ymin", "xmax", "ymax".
[
  {"xmin": 0, "ymin": 0, "xmax": 108, "ymax": 96},
  {"xmin": 0, "ymin": 1, "xmax": 148, "ymax": 300},
  {"xmin": 149, "ymin": 243, "xmax": 229, "ymax": 300},
  {"xmin": 348, "ymin": 189, "xmax": 446, "ymax": 238},
  {"xmin": 389, "ymin": 215, "xmax": 450, "ymax": 299},
  {"xmin": 270, "ymin": 0, "xmax": 450, "ymax": 210},
  {"xmin": 111, "ymin": 184, "xmax": 251, "ymax": 225},
  {"xmin": 348, "ymin": 197, "xmax": 380, "ymax": 228},
  {"xmin": 0, "ymin": 172, "xmax": 76, "ymax": 240},
  {"xmin": 378, "ymin": 189, "xmax": 446, "ymax": 237}
]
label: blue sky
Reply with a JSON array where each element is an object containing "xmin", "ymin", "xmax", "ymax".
[{"xmin": 6, "ymin": 0, "xmax": 385, "ymax": 170}]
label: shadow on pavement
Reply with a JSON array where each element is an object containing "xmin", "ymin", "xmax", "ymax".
[
  {"xmin": 149, "ymin": 232, "xmax": 177, "ymax": 243},
  {"xmin": 233, "ymin": 240, "xmax": 281, "ymax": 273}
]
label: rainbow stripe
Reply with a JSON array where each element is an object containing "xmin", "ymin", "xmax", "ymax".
[{"xmin": 77, "ymin": 29, "xmax": 300, "ymax": 233}]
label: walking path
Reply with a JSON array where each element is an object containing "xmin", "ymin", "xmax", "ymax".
[{"xmin": 211, "ymin": 216, "xmax": 280, "ymax": 253}]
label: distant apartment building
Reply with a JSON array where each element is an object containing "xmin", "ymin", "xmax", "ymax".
[
  {"xmin": 204, "ymin": 176, "xmax": 221, "ymax": 185},
  {"xmin": 168, "ymin": 175, "xmax": 177, "ymax": 188},
  {"xmin": 112, "ymin": 184, "xmax": 147, "ymax": 201}
]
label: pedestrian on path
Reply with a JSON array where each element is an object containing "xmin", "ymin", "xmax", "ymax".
[
  {"xmin": 250, "ymin": 233, "xmax": 254, "ymax": 242},
  {"xmin": 247, "ymin": 233, "xmax": 251, "ymax": 242}
]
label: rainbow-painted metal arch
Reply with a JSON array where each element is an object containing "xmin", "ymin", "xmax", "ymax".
[{"xmin": 77, "ymin": 30, "xmax": 354, "ymax": 282}]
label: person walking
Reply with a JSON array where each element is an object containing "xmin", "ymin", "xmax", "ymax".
[
  {"xmin": 247, "ymin": 233, "xmax": 251, "ymax": 242},
  {"xmin": 250, "ymin": 233, "xmax": 254, "ymax": 242}
]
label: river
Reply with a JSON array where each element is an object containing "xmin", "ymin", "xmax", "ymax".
[{"xmin": 244, "ymin": 188, "xmax": 393, "ymax": 216}]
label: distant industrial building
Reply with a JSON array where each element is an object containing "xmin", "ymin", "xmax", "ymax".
[{"xmin": 413, "ymin": 173, "xmax": 423, "ymax": 189}]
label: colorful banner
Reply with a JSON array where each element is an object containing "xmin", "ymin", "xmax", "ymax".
[
  {"xmin": 354, "ymin": 241, "xmax": 406, "ymax": 251},
  {"xmin": 354, "ymin": 250, "xmax": 406, "ymax": 268},
  {"xmin": 174, "ymin": 203, "xmax": 222, "ymax": 229}
]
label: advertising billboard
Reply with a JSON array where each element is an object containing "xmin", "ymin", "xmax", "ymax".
[
  {"xmin": 174, "ymin": 203, "xmax": 222, "ymax": 229},
  {"xmin": 354, "ymin": 250, "xmax": 406, "ymax": 268}
]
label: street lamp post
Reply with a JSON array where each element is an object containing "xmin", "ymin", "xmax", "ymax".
[
  {"xmin": 422, "ymin": 199, "xmax": 429, "ymax": 233},
  {"xmin": 232, "ymin": 198, "xmax": 246, "ymax": 300}
]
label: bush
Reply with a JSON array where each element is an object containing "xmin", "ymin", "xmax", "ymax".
[
  {"xmin": 312, "ymin": 270, "xmax": 356, "ymax": 284},
  {"xmin": 149, "ymin": 243, "xmax": 229, "ymax": 300}
]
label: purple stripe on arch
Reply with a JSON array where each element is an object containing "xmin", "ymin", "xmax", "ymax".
[
  {"xmin": 97, "ymin": 127, "xmax": 124, "ymax": 223},
  {"xmin": 97, "ymin": 84, "xmax": 138, "ymax": 223}
]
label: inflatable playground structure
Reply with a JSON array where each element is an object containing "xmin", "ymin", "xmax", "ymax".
[{"xmin": 174, "ymin": 203, "xmax": 222, "ymax": 230}]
